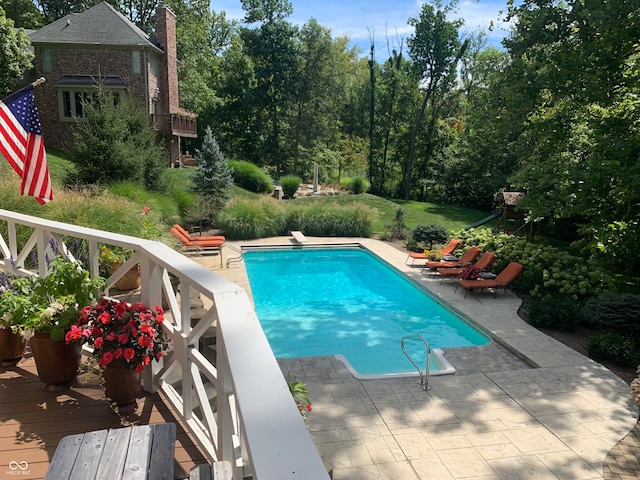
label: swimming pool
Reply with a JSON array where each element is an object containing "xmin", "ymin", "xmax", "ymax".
[{"xmin": 243, "ymin": 247, "xmax": 490, "ymax": 377}]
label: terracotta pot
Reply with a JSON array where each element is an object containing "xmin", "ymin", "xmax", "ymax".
[
  {"xmin": 0, "ymin": 329, "xmax": 26, "ymax": 366},
  {"xmin": 29, "ymin": 332, "xmax": 80, "ymax": 391},
  {"xmin": 109, "ymin": 263, "xmax": 140, "ymax": 291},
  {"xmin": 103, "ymin": 364, "xmax": 141, "ymax": 413}
]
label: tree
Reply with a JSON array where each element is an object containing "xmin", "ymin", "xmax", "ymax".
[
  {"xmin": 1, "ymin": 0, "xmax": 44, "ymax": 28},
  {"xmin": 0, "ymin": 6, "xmax": 33, "ymax": 96},
  {"xmin": 36, "ymin": 0, "xmax": 94, "ymax": 23},
  {"xmin": 404, "ymin": 0, "xmax": 466, "ymax": 200},
  {"xmin": 191, "ymin": 126, "xmax": 233, "ymax": 223},
  {"xmin": 239, "ymin": 0, "xmax": 299, "ymax": 173},
  {"xmin": 501, "ymin": 0, "xmax": 640, "ymax": 267},
  {"xmin": 70, "ymin": 89, "xmax": 166, "ymax": 190}
]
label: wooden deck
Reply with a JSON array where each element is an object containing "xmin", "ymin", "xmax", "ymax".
[{"xmin": 0, "ymin": 350, "xmax": 208, "ymax": 480}]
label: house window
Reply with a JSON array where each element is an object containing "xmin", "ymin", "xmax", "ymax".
[
  {"xmin": 42, "ymin": 49, "xmax": 52, "ymax": 72},
  {"xmin": 132, "ymin": 51, "xmax": 141, "ymax": 74},
  {"xmin": 57, "ymin": 89, "xmax": 123, "ymax": 121}
]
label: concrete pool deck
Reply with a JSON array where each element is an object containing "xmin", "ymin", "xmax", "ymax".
[{"xmin": 195, "ymin": 236, "xmax": 638, "ymax": 480}]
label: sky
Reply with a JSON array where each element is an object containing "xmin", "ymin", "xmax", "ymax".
[{"xmin": 210, "ymin": 0, "xmax": 515, "ymax": 59}]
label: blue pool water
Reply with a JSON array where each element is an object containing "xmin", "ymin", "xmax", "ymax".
[{"xmin": 243, "ymin": 247, "xmax": 490, "ymax": 376}]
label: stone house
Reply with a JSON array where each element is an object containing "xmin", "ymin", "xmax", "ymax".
[{"xmin": 27, "ymin": 1, "xmax": 196, "ymax": 165}]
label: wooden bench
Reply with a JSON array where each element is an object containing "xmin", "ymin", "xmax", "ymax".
[
  {"xmin": 45, "ymin": 423, "xmax": 176, "ymax": 480},
  {"xmin": 291, "ymin": 231, "xmax": 309, "ymax": 244}
]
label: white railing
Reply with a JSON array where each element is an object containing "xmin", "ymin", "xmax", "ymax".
[{"xmin": 0, "ymin": 209, "xmax": 329, "ymax": 480}]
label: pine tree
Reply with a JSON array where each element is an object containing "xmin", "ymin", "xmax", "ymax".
[{"xmin": 191, "ymin": 126, "xmax": 234, "ymax": 223}]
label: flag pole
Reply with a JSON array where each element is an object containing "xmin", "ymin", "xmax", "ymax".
[{"xmin": 31, "ymin": 77, "xmax": 46, "ymax": 88}]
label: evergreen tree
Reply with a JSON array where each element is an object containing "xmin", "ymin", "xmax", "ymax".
[
  {"xmin": 70, "ymin": 89, "xmax": 166, "ymax": 190},
  {"xmin": 191, "ymin": 126, "xmax": 233, "ymax": 223}
]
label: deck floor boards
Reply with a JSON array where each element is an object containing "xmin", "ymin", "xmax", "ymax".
[{"xmin": 0, "ymin": 351, "xmax": 208, "ymax": 479}]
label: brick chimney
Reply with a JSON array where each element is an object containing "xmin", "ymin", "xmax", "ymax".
[{"xmin": 155, "ymin": 2, "xmax": 178, "ymax": 116}]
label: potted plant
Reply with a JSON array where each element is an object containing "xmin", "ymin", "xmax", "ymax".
[
  {"xmin": 458, "ymin": 265, "xmax": 482, "ymax": 281},
  {"xmin": 288, "ymin": 381, "xmax": 312, "ymax": 427},
  {"xmin": 66, "ymin": 298, "xmax": 171, "ymax": 413},
  {"xmin": 0, "ymin": 274, "xmax": 33, "ymax": 365},
  {"xmin": 14, "ymin": 256, "xmax": 104, "ymax": 390},
  {"xmin": 99, "ymin": 245, "xmax": 140, "ymax": 290}
]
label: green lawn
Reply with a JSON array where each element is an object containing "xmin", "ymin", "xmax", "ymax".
[{"xmin": 44, "ymin": 153, "xmax": 491, "ymax": 235}]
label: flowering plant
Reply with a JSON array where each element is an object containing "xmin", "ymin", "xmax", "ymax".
[
  {"xmin": 3, "ymin": 256, "xmax": 105, "ymax": 340},
  {"xmin": 631, "ymin": 365, "xmax": 640, "ymax": 407},
  {"xmin": 423, "ymin": 250, "xmax": 442, "ymax": 261},
  {"xmin": 288, "ymin": 380, "xmax": 312, "ymax": 424},
  {"xmin": 458, "ymin": 265, "xmax": 481, "ymax": 281},
  {"xmin": 66, "ymin": 298, "xmax": 171, "ymax": 373}
]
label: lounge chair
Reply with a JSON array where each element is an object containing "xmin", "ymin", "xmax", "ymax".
[
  {"xmin": 172, "ymin": 224, "xmax": 225, "ymax": 242},
  {"xmin": 171, "ymin": 225, "xmax": 225, "ymax": 266},
  {"xmin": 435, "ymin": 252, "xmax": 497, "ymax": 283},
  {"xmin": 456, "ymin": 261, "xmax": 523, "ymax": 298},
  {"xmin": 405, "ymin": 239, "xmax": 462, "ymax": 266},
  {"xmin": 421, "ymin": 246, "xmax": 482, "ymax": 273}
]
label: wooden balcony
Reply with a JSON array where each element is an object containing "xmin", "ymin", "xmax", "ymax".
[
  {"xmin": 150, "ymin": 114, "xmax": 197, "ymax": 138},
  {"xmin": 0, "ymin": 353, "xmax": 207, "ymax": 479}
]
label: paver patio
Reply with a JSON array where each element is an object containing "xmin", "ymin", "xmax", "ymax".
[{"xmin": 200, "ymin": 237, "xmax": 638, "ymax": 480}]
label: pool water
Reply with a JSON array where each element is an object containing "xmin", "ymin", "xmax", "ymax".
[{"xmin": 243, "ymin": 247, "xmax": 490, "ymax": 376}]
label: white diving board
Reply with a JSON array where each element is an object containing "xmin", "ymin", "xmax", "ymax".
[{"xmin": 291, "ymin": 231, "xmax": 309, "ymax": 244}]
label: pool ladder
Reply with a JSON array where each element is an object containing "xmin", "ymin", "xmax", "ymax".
[{"xmin": 401, "ymin": 334, "xmax": 430, "ymax": 391}]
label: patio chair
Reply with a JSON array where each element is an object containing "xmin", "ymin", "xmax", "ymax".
[
  {"xmin": 455, "ymin": 261, "xmax": 523, "ymax": 298},
  {"xmin": 435, "ymin": 252, "xmax": 497, "ymax": 284},
  {"xmin": 405, "ymin": 238, "xmax": 462, "ymax": 266},
  {"xmin": 172, "ymin": 224, "xmax": 225, "ymax": 242},
  {"xmin": 170, "ymin": 226, "xmax": 225, "ymax": 266},
  {"xmin": 421, "ymin": 246, "xmax": 482, "ymax": 273}
]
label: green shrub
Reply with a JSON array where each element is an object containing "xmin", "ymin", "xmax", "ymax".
[
  {"xmin": 583, "ymin": 293, "xmax": 640, "ymax": 338},
  {"xmin": 588, "ymin": 332, "xmax": 640, "ymax": 366},
  {"xmin": 412, "ymin": 224, "xmax": 449, "ymax": 249},
  {"xmin": 351, "ymin": 176, "xmax": 370, "ymax": 194},
  {"xmin": 522, "ymin": 295, "xmax": 583, "ymax": 330},
  {"xmin": 452, "ymin": 228, "xmax": 612, "ymax": 299},
  {"xmin": 217, "ymin": 197, "xmax": 285, "ymax": 239},
  {"xmin": 229, "ymin": 160, "xmax": 273, "ymax": 194},
  {"xmin": 280, "ymin": 175, "xmax": 302, "ymax": 199}
]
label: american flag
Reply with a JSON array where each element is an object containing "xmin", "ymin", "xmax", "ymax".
[{"xmin": 0, "ymin": 85, "xmax": 53, "ymax": 204}]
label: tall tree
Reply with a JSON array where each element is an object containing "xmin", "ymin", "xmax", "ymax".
[
  {"xmin": 240, "ymin": 0, "xmax": 299, "ymax": 173},
  {"xmin": 503, "ymin": 0, "xmax": 640, "ymax": 267},
  {"xmin": 0, "ymin": 6, "xmax": 33, "ymax": 96},
  {"xmin": 404, "ymin": 0, "xmax": 466, "ymax": 200},
  {"xmin": 36, "ymin": 0, "xmax": 94, "ymax": 23}
]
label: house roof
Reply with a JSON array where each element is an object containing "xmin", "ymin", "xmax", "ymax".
[{"xmin": 29, "ymin": 1, "xmax": 162, "ymax": 53}]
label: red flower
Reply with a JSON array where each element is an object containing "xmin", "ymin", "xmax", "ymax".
[
  {"xmin": 65, "ymin": 298, "xmax": 171, "ymax": 374},
  {"xmin": 306, "ymin": 404, "xmax": 312, "ymax": 412},
  {"xmin": 98, "ymin": 351, "xmax": 114, "ymax": 366}
]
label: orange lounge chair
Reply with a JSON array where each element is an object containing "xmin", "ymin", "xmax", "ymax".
[
  {"xmin": 405, "ymin": 238, "xmax": 462, "ymax": 266},
  {"xmin": 436, "ymin": 252, "xmax": 497, "ymax": 284},
  {"xmin": 171, "ymin": 225, "xmax": 225, "ymax": 266},
  {"xmin": 456, "ymin": 261, "xmax": 523, "ymax": 298},
  {"xmin": 421, "ymin": 246, "xmax": 482, "ymax": 273},
  {"xmin": 172, "ymin": 224, "xmax": 225, "ymax": 242}
]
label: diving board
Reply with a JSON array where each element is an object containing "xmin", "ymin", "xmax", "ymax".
[{"xmin": 291, "ymin": 231, "xmax": 309, "ymax": 243}]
